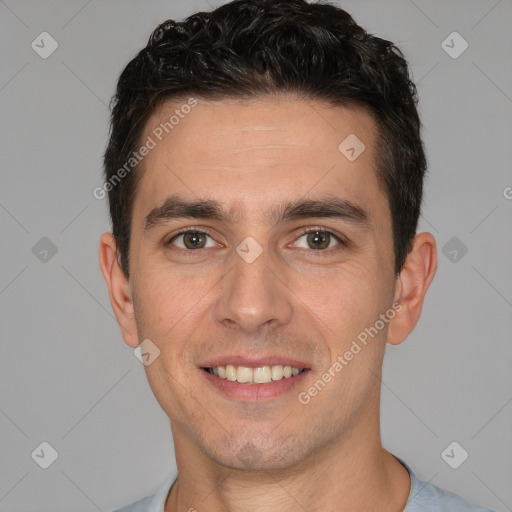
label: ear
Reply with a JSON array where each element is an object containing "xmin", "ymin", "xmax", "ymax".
[
  {"xmin": 387, "ymin": 232, "xmax": 437, "ymax": 345},
  {"xmin": 98, "ymin": 232, "xmax": 140, "ymax": 348}
]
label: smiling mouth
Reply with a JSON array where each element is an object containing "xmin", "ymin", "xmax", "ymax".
[{"xmin": 203, "ymin": 365, "xmax": 306, "ymax": 384}]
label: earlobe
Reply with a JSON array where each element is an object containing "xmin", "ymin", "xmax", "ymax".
[
  {"xmin": 98, "ymin": 233, "xmax": 140, "ymax": 348},
  {"xmin": 387, "ymin": 232, "xmax": 437, "ymax": 346}
]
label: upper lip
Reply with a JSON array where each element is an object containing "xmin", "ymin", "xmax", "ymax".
[{"xmin": 200, "ymin": 355, "xmax": 310, "ymax": 369}]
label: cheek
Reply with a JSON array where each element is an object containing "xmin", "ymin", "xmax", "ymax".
[
  {"xmin": 297, "ymin": 262, "xmax": 386, "ymax": 341},
  {"xmin": 134, "ymin": 256, "xmax": 200, "ymax": 316},
  {"xmin": 131, "ymin": 266, "xmax": 199, "ymax": 363},
  {"xmin": 132, "ymin": 270, "xmax": 207, "ymax": 417},
  {"xmin": 297, "ymin": 268, "xmax": 388, "ymax": 412}
]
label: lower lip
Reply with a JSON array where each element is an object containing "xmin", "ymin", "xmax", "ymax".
[{"xmin": 200, "ymin": 368, "xmax": 309, "ymax": 401}]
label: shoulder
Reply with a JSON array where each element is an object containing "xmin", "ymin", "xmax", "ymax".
[
  {"xmin": 112, "ymin": 495, "xmax": 155, "ymax": 512},
  {"xmin": 406, "ymin": 479, "xmax": 494, "ymax": 511},
  {"xmin": 111, "ymin": 476, "xmax": 175, "ymax": 512},
  {"xmin": 399, "ymin": 458, "xmax": 494, "ymax": 512}
]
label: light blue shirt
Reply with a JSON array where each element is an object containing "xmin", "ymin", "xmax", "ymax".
[{"xmin": 112, "ymin": 456, "xmax": 493, "ymax": 512}]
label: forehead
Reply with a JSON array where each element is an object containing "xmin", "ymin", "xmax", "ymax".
[
  {"xmin": 133, "ymin": 96, "xmax": 386, "ymax": 226},
  {"xmin": 143, "ymin": 96, "xmax": 376, "ymax": 165}
]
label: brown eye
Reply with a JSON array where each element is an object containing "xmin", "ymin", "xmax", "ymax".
[
  {"xmin": 168, "ymin": 231, "xmax": 215, "ymax": 250},
  {"xmin": 306, "ymin": 231, "xmax": 331, "ymax": 250},
  {"xmin": 294, "ymin": 229, "xmax": 342, "ymax": 250}
]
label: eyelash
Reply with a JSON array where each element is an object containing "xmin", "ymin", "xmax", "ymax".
[{"xmin": 166, "ymin": 226, "xmax": 346, "ymax": 255}]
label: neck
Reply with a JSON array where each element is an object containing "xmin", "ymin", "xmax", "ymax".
[{"xmin": 165, "ymin": 403, "xmax": 410, "ymax": 512}]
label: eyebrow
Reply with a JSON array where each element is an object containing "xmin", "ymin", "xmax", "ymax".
[{"xmin": 144, "ymin": 193, "xmax": 371, "ymax": 232}]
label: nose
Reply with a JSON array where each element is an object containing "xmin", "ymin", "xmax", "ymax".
[{"xmin": 214, "ymin": 243, "xmax": 294, "ymax": 334}]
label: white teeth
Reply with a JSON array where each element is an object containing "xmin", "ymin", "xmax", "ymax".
[
  {"xmin": 225, "ymin": 364, "xmax": 237, "ymax": 381},
  {"xmin": 207, "ymin": 364, "xmax": 303, "ymax": 384},
  {"xmin": 253, "ymin": 366, "xmax": 271, "ymax": 383},
  {"xmin": 236, "ymin": 366, "xmax": 253, "ymax": 383},
  {"xmin": 271, "ymin": 365, "xmax": 284, "ymax": 380}
]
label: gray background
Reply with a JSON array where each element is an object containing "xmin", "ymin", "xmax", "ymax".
[{"xmin": 0, "ymin": 0, "xmax": 511, "ymax": 510}]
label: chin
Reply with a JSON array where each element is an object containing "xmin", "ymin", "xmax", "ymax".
[{"xmin": 202, "ymin": 432, "xmax": 310, "ymax": 472}]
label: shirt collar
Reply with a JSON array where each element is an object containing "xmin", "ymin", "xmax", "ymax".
[{"xmin": 153, "ymin": 456, "xmax": 418, "ymax": 511}]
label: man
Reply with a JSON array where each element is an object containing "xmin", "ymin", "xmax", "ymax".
[{"xmin": 99, "ymin": 1, "xmax": 493, "ymax": 510}]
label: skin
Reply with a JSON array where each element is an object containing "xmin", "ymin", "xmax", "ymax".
[{"xmin": 99, "ymin": 95, "xmax": 437, "ymax": 512}]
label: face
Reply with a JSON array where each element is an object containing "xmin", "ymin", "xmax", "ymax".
[{"xmin": 123, "ymin": 96, "xmax": 400, "ymax": 471}]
